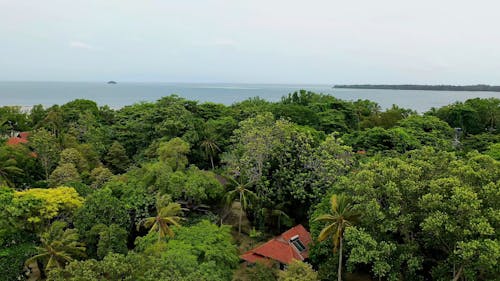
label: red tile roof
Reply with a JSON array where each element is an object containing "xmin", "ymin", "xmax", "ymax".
[
  {"xmin": 241, "ymin": 224, "xmax": 312, "ymax": 265},
  {"xmin": 6, "ymin": 136, "xmax": 28, "ymax": 146},
  {"xmin": 6, "ymin": 132, "xmax": 29, "ymax": 146}
]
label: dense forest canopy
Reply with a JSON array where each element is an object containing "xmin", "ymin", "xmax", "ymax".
[{"xmin": 0, "ymin": 91, "xmax": 498, "ymax": 281}]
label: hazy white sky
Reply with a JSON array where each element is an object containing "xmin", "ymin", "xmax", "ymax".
[{"xmin": 1, "ymin": 0, "xmax": 500, "ymax": 84}]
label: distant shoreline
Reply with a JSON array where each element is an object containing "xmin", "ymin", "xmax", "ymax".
[{"xmin": 334, "ymin": 84, "xmax": 500, "ymax": 92}]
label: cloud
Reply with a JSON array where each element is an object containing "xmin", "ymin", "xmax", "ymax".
[{"xmin": 69, "ymin": 41, "xmax": 94, "ymax": 49}]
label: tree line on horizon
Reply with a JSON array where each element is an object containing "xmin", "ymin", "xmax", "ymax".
[{"xmin": 334, "ymin": 84, "xmax": 500, "ymax": 92}]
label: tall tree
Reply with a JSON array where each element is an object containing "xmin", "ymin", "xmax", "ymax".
[
  {"xmin": 0, "ymin": 146, "xmax": 23, "ymax": 187},
  {"xmin": 224, "ymin": 176, "xmax": 257, "ymax": 235},
  {"xmin": 314, "ymin": 194, "xmax": 360, "ymax": 281},
  {"xmin": 200, "ymin": 137, "xmax": 220, "ymax": 170},
  {"xmin": 30, "ymin": 129, "xmax": 60, "ymax": 180},
  {"xmin": 104, "ymin": 141, "xmax": 130, "ymax": 174},
  {"xmin": 157, "ymin": 137, "xmax": 190, "ymax": 171}
]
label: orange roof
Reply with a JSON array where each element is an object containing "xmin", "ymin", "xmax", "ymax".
[
  {"xmin": 6, "ymin": 136, "xmax": 28, "ymax": 146},
  {"xmin": 6, "ymin": 132, "xmax": 30, "ymax": 146},
  {"xmin": 241, "ymin": 224, "xmax": 312, "ymax": 265},
  {"xmin": 19, "ymin": 132, "xmax": 30, "ymax": 139}
]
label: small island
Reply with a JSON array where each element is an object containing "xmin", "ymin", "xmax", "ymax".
[
  {"xmin": 107, "ymin": 81, "xmax": 117, "ymax": 84},
  {"xmin": 334, "ymin": 84, "xmax": 500, "ymax": 92}
]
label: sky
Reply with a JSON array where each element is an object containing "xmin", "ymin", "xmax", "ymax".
[{"xmin": 1, "ymin": 0, "xmax": 500, "ymax": 84}]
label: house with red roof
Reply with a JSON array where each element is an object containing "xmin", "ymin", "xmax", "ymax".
[
  {"xmin": 241, "ymin": 224, "xmax": 312, "ymax": 268},
  {"xmin": 6, "ymin": 132, "xmax": 29, "ymax": 146}
]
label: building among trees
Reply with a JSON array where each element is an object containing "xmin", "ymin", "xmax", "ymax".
[{"xmin": 241, "ymin": 225, "xmax": 312, "ymax": 268}]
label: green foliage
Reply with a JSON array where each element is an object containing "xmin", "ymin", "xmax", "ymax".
[
  {"xmin": 137, "ymin": 201, "xmax": 184, "ymax": 241},
  {"xmin": 241, "ymin": 263, "xmax": 278, "ymax": 281},
  {"xmin": 163, "ymin": 220, "xmax": 239, "ymax": 280},
  {"xmin": 165, "ymin": 165, "xmax": 224, "ymax": 204},
  {"xmin": 51, "ymin": 221, "xmax": 238, "ymax": 281},
  {"xmin": 49, "ymin": 163, "xmax": 81, "ymax": 187},
  {"xmin": 397, "ymin": 115, "xmax": 454, "ymax": 149},
  {"xmin": 485, "ymin": 143, "xmax": 500, "ymax": 160},
  {"xmin": 0, "ymin": 145, "xmax": 24, "ymax": 187},
  {"xmin": 104, "ymin": 141, "xmax": 130, "ymax": 174},
  {"xmin": 0, "ymin": 229, "xmax": 36, "ymax": 281},
  {"xmin": 4, "ymin": 94, "xmax": 499, "ymax": 280},
  {"xmin": 26, "ymin": 221, "xmax": 85, "ymax": 275},
  {"xmin": 279, "ymin": 260, "xmax": 318, "ymax": 281},
  {"xmin": 74, "ymin": 188, "xmax": 129, "ymax": 258},
  {"xmin": 310, "ymin": 147, "xmax": 500, "ymax": 280},
  {"xmin": 30, "ymin": 129, "xmax": 60, "ymax": 179},
  {"xmin": 59, "ymin": 148, "xmax": 89, "ymax": 173},
  {"xmin": 89, "ymin": 166, "xmax": 113, "ymax": 189},
  {"xmin": 90, "ymin": 224, "xmax": 128, "ymax": 259},
  {"xmin": 6, "ymin": 187, "xmax": 83, "ymax": 231},
  {"xmin": 111, "ymin": 95, "xmax": 199, "ymax": 158},
  {"xmin": 342, "ymin": 126, "xmax": 420, "ymax": 154},
  {"xmin": 60, "ymin": 99, "xmax": 99, "ymax": 124},
  {"xmin": 158, "ymin": 137, "xmax": 190, "ymax": 171},
  {"xmin": 429, "ymin": 98, "xmax": 500, "ymax": 135}
]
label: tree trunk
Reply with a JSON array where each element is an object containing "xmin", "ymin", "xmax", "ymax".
[
  {"xmin": 210, "ymin": 155, "xmax": 215, "ymax": 170},
  {"xmin": 238, "ymin": 192, "xmax": 243, "ymax": 235},
  {"xmin": 338, "ymin": 236, "xmax": 343, "ymax": 281},
  {"xmin": 278, "ymin": 215, "xmax": 281, "ymax": 233},
  {"xmin": 452, "ymin": 265, "xmax": 463, "ymax": 281}
]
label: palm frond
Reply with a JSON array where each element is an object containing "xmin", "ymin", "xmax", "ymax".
[{"xmin": 318, "ymin": 223, "xmax": 337, "ymax": 242}]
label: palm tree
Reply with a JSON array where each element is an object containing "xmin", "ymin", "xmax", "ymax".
[
  {"xmin": 0, "ymin": 148, "xmax": 23, "ymax": 187},
  {"xmin": 25, "ymin": 221, "xmax": 85, "ymax": 275},
  {"xmin": 260, "ymin": 202, "xmax": 292, "ymax": 233},
  {"xmin": 314, "ymin": 194, "xmax": 361, "ymax": 281},
  {"xmin": 224, "ymin": 175, "xmax": 257, "ymax": 235},
  {"xmin": 200, "ymin": 138, "xmax": 220, "ymax": 170},
  {"xmin": 138, "ymin": 201, "xmax": 185, "ymax": 242}
]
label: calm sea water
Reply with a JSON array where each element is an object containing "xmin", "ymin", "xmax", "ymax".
[{"xmin": 0, "ymin": 82, "xmax": 498, "ymax": 112}]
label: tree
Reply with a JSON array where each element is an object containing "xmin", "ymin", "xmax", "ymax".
[
  {"xmin": 157, "ymin": 137, "xmax": 190, "ymax": 171},
  {"xmin": 310, "ymin": 147, "xmax": 499, "ymax": 280},
  {"xmin": 25, "ymin": 221, "xmax": 85, "ymax": 275},
  {"xmin": 73, "ymin": 188, "xmax": 130, "ymax": 258},
  {"xmin": 224, "ymin": 176, "xmax": 257, "ymax": 235},
  {"xmin": 104, "ymin": 141, "xmax": 130, "ymax": 174},
  {"xmin": 485, "ymin": 143, "xmax": 500, "ymax": 160},
  {"xmin": 260, "ymin": 202, "xmax": 292, "ymax": 233},
  {"xmin": 6, "ymin": 187, "xmax": 83, "ymax": 232},
  {"xmin": 49, "ymin": 163, "xmax": 81, "ymax": 187},
  {"xmin": 50, "ymin": 221, "xmax": 238, "ymax": 281},
  {"xmin": 30, "ymin": 129, "xmax": 60, "ymax": 180},
  {"xmin": 278, "ymin": 260, "xmax": 318, "ymax": 281},
  {"xmin": 89, "ymin": 166, "xmax": 113, "ymax": 189},
  {"xmin": 59, "ymin": 148, "xmax": 89, "ymax": 173},
  {"xmin": 138, "ymin": 199, "xmax": 185, "ymax": 242},
  {"xmin": 314, "ymin": 194, "xmax": 360, "ymax": 281},
  {"xmin": 200, "ymin": 137, "xmax": 220, "ymax": 170},
  {"xmin": 161, "ymin": 165, "xmax": 224, "ymax": 207},
  {"xmin": 0, "ymin": 146, "xmax": 23, "ymax": 187},
  {"xmin": 89, "ymin": 224, "xmax": 128, "ymax": 259}
]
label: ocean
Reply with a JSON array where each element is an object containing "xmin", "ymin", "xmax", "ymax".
[{"xmin": 0, "ymin": 81, "xmax": 498, "ymax": 112}]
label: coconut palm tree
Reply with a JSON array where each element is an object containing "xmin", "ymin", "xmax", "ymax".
[
  {"xmin": 25, "ymin": 221, "xmax": 85, "ymax": 275},
  {"xmin": 0, "ymin": 147, "xmax": 23, "ymax": 187},
  {"xmin": 224, "ymin": 175, "xmax": 257, "ymax": 235},
  {"xmin": 314, "ymin": 194, "xmax": 361, "ymax": 281},
  {"xmin": 260, "ymin": 202, "xmax": 292, "ymax": 233},
  {"xmin": 200, "ymin": 137, "xmax": 220, "ymax": 170},
  {"xmin": 138, "ymin": 201, "xmax": 185, "ymax": 242}
]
